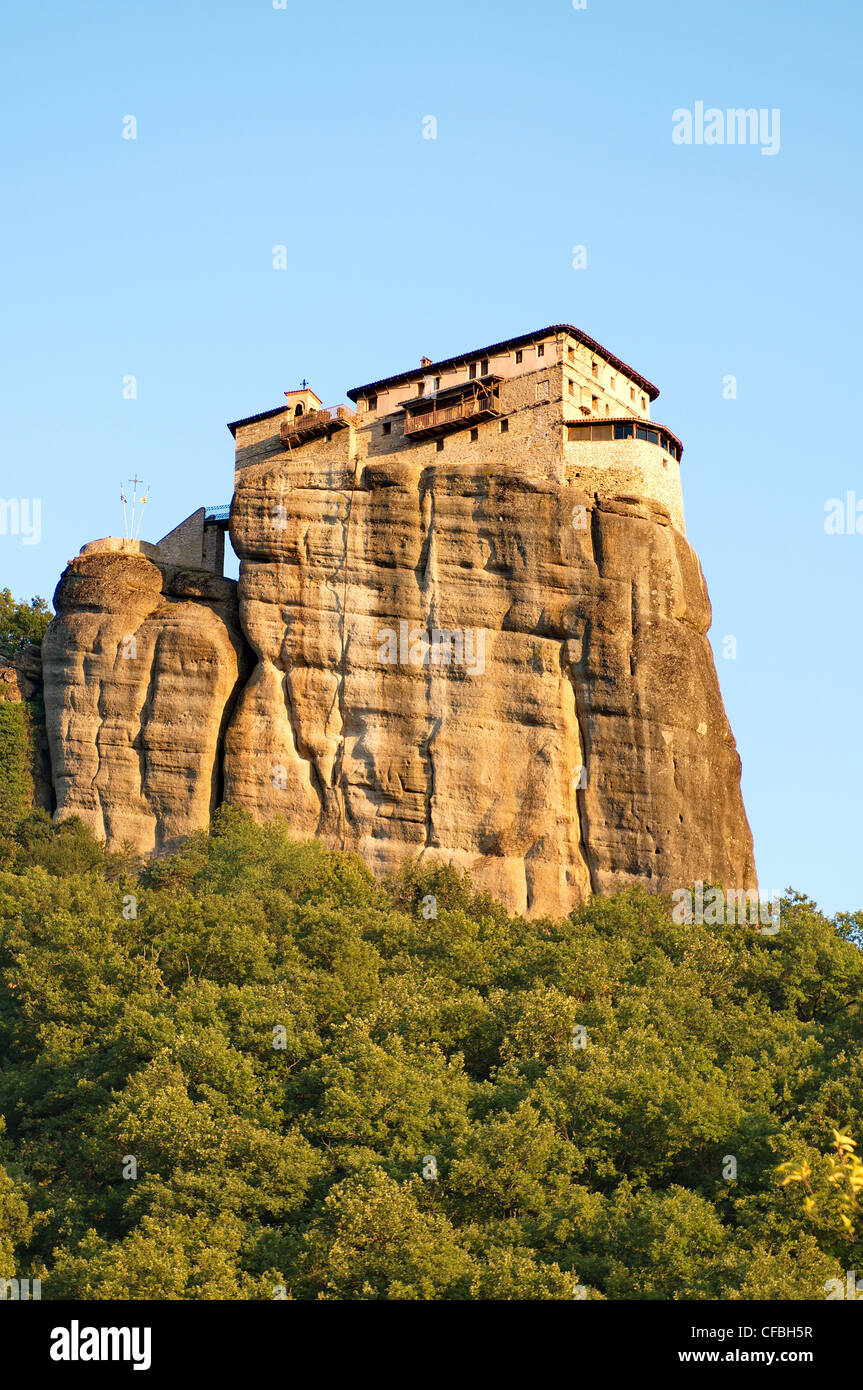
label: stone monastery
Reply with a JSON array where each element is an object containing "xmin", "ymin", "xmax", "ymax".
[{"xmin": 40, "ymin": 322, "xmax": 757, "ymax": 917}]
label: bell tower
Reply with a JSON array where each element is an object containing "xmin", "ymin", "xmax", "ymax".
[{"xmin": 284, "ymin": 382, "xmax": 322, "ymax": 419}]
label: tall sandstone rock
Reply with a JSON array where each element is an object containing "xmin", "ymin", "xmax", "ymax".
[
  {"xmin": 221, "ymin": 454, "xmax": 755, "ymax": 916},
  {"xmin": 42, "ymin": 543, "xmax": 250, "ymax": 855},
  {"xmin": 40, "ymin": 326, "xmax": 757, "ymax": 915}
]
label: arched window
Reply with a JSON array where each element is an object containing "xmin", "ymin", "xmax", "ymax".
[{"xmin": 294, "ymin": 403, "xmax": 304, "ymax": 417}]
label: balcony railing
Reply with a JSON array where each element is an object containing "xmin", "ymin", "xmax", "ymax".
[
  {"xmin": 280, "ymin": 404, "xmax": 355, "ymax": 449},
  {"xmin": 403, "ymin": 388, "xmax": 500, "ymax": 439},
  {"xmin": 204, "ymin": 504, "xmax": 231, "ymax": 524}
]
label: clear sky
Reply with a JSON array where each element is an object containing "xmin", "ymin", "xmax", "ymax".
[{"xmin": 1, "ymin": 0, "xmax": 860, "ymax": 914}]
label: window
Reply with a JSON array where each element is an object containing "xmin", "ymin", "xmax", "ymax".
[
  {"xmin": 434, "ymin": 377, "xmax": 441, "ymax": 391},
  {"xmin": 610, "ymin": 377, "xmax": 616, "ymax": 390},
  {"xmin": 536, "ymin": 379, "xmax": 550, "ymax": 401},
  {"xmin": 480, "ymin": 358, "xmax": 489, "ymax": 375},
  {"xmin": 630, "ymin": 387, "xmax": 635, "ymax": 401},
  {"xmin": 469, "ymin": 362, "xmax": 478, "ymax": 380},
  {"xmin": 647, "ymin": 429, "xmax": 658, "ymax": 445},
  {"xmin": 636, "ymin": 426, "xmax": 648, "ymax": 440},
  {"xmin": 417, "ymin": 382, "xmax": 425, "ymax": 396},
  {"xmin": 591, "ymin": 395, "xmax": 599, "ymax": 409},
  {"xmin": 436, "ymin": 439, "xmax": 444, "ymax": 452},
  {"xmin": 641, "ymin": 396, "xmax": 646, "ymax": 410},
  {"xmin": 367, "ymin": 393, "xmax": 377, "ymax": 412},
  {"xmin": 568, "ymin": 346, "xmax": 575, "ymax": 362},
  {"xmin": 614, "ymin": 424, "xmax": 634, "ymax": 439},
  {"xmin": 568, "ymin": 379, "xmax": 575, "ymax": 395},
  {"xmin": 294, "ymin": 404, "xmax": 304, "ymax": 417},
  {"xmin": 605, "ymin": 404, "xmax": 610, "ymax": 416},
  {"xmin": 470, "ymin": 428, "xmax": 479, "ymax": 442},
  {"xmin": 382, "ymin": 422, "xmax": 391, "ymax": 436},
  {"xmin": 567, "ymin": 423, "xmax": 614, "ymax": 441},
  {"xmin": 500, "ymin": 418, "xmax": 509, "ymax": 433},
  {"xmin": 591, "ymin": 361, "xmax": 598, "ymax": 378},
  {"xmin": 515, "ymin": 349, "xmax": 523, "ymax": 365},
  {"xmin": 537, "ymin": 343, "xmax": 545, "ymax": 358}
]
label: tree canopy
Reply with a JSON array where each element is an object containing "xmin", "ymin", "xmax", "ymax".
[
  {"xmin": 0, "ymin": 805, "xmax": 861, "ymax": 1300},
  {"xmin": 0, "ymin": 590, "xmax": 51, "ymax": 659}
]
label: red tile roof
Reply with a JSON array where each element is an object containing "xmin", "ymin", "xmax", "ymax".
[{"xmin": 347, "ymin": 324, "xmax": 661, "ymax": 403}]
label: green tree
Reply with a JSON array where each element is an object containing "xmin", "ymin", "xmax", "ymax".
[
  {"xmin": 0, "ymin": 810, "xmax": 860, "ymax": 1300},
  {"xmin": 0, "ymin": 590, "xmax": 51, "ymax": 658}
]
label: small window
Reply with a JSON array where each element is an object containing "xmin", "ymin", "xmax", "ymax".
[
  {"xmin": 470, "ymin": 427, "xmax": 479, "ymax": 442},
  {"xmin": 469, "ymin": 362, "xmax": 478, "ymax": 380},
  {"xmin": 568, "ymin": 379, "xmax": 575, "ymax": 395},
  {"xmin": 614, "ymin": 424, "xmax": 634, "ymax": 440},
  {"xmin": 417, "ymin": 382, "xmax": 425, "ymax": 396},
  {"xmin": 480, "ymin": 358, "xmax": 489, "ymax": 375},
  {"xmin": 647, "ymin": 429, "xmax": 658, "ymax": 445},
  {"xmin": 591, "ymin": 395, "xmax": 599, "ymax": 409},
  {"xmin": 367, "ymin": 393, "xmax": 377, "ymax": 411},
  {"xmin": 515, "ymin": 349, "xmax": 523, "ymax": 364},
  {"xmin": 605, "ymin": 404, "xmax": 610, "ymax": 416},
  {"xmin": 500, "ymin": 418, "xmax": 509, "ymax": 433},
  {"xmin": 630, "ymin": 387, "xmax": 635, "ymax": 401},
  {"xmin": 382, "ymin": 422, "xmax": 391, "ymax": 436},
  {"xmin": 636, "ymin": 426, "xmax": 648, "ymax": 441},
  {"xmin": 610, "ymin": 377, "xmax": 616, "ymax": 390},
  {"xmin": 295, "ymin": 404, "xmax": 304, "ymax": 417},
  {"xmin": 434, "ymin": 377, "xmax": 441, "ymax": 391},
  {"xmin": 436, "ymin": 439, "xmax": 444, "ymax": 452},
  {"xmin": 537, "ymin": 343, "xmax": 545, "ymax": 358},
  {"xmin": 591, "ymin": 361, "xmax": 598, "ymax": 378},
  {"xmin": 568, "ymin": 346, "xmax": 575, "ymax": 362}
]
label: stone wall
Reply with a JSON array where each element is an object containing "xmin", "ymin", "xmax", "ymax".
[{"xmin": 564, "ymin": 437, "xmax": 686, "ymax": 533}]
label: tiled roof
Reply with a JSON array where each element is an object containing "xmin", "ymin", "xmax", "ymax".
[
  {"xmin": 564, "ymin": 415, "xmax": 684, "ymax": 457},
  {"xmin": 348, "ymin": 324, "xmax": 661, "ymax": 403},
  {"xmin": 226, "ymin": 405, "xmax": 286, "ymax": 437}
]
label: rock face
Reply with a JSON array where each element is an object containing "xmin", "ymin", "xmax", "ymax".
[
  {"xmin": 42, "ymin": 545, "xmax": 250, "ymax": 855},
  {"xmin": 40, "ymin": 444, "xmax": 756, "ymax": 916},
  {"xmin": 219, "ymin": 454, "xmax": 756, "ymax": 915}
]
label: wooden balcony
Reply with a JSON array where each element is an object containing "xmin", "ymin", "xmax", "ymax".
[
  {"xmin": 280, "ymin": 404, "xmax": 355, "ymax": 450},
  {"xmin": 403, "ymin": 386, "xmax": 501, "ymax": 439}
]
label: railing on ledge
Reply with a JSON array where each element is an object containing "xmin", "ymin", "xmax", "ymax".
[
  {"xmin": 404, "ymin": 389, "xmax": 500, "ymax": 439},
  {"xmin": 280, "ymin": 404, "xmax": 355, "ymax": 450}
]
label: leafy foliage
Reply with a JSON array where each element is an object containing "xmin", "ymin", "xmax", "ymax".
[
  {"xmin": 0, "ymin": 807, "xmax": 860, "ymax": 1300},
  {"xmin": 0, "ymin": 702, "xmax": 40, "ymax": 835},
  {"xmin": 0, "ymin": 590, "xmax": 51, "ymax": 659}
]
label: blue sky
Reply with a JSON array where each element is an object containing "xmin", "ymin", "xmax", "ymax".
[{"xmin": 1, "ymin": 0, "xmax": 860, "ymax": 913}]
